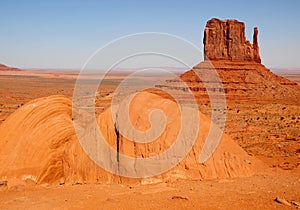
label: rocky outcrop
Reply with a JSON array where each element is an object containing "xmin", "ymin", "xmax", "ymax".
[
  {"xmin": 203, "ymin": 18, "xmax": 261, "ymax": 63},
  {"xmin": 0, "ymin": 94, "xmax": 264, "ymax": 185}
]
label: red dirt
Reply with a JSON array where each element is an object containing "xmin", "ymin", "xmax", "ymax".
[{"xmin": 0, "ymin": 170, "xmax": 299, "ymax": 209}]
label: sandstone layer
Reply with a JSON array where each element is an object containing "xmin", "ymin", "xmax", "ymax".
[
  {"xmin": 0, "ymin": 93, "xmax": 264, "ymax": 186},
  {"xmin": 204, "ymin": 18, "xmax": 261, "ymax": 63}
]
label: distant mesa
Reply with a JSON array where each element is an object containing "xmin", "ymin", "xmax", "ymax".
[
  {"xmin": 204, "ymin": 18, "xmax": 261, "ymax": 63},
  {"xmin": 0, "ymin": 63, "xmax": 20, "ymax": 71}
]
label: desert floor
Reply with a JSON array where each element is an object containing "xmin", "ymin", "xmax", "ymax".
[
  {"xmin": 0, "ymin": 69, "xmax": 299, "ymax": 209},
  {"xmin": 0, "ymin": 170, "xmax": 299, "ymax": 209}
]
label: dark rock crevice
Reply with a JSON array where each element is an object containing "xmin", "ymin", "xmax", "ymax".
[{"xmin": 114, "ymin": 122, "xmax": 120, "ymax": 174}]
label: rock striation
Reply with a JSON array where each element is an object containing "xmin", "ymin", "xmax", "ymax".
[
  {"xmin": 0, "ymin": 94, "xmax": 264, "ymax": 186},
  {"xmin": 204, "ymin": 18, "xmax": 261, "ymax": 63}
]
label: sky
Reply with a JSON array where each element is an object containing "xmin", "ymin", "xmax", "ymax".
[{"xmin": 0, "ymin": 0, "xmax": 299, "ymax": 69}]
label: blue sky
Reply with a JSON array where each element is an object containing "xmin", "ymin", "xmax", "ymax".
[{"xmin": 0, "ymin": 0, "xmax": 299, "ymax": 69}]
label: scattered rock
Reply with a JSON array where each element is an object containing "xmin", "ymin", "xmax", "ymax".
[
  {"xmin": 291, "ymin": 200, "xmax": 300, "ymax": 207},
  {"xmin": 274, "ymin": 197, "xmax": 291, "ymax": 206},
  {"xmin": 0, "ymin": 180, "xmax": 7, "ymax": 188},
  {"xmin": 172, "ymin": 195, "xmax": 189, "ymax": 200},
  {"xmin": 245, "ymin": 160, "xmax": 251, "ymax": 164},
  {"xmin": 275, "ymin": 198, "xmax": 300, "ymax": 207},
  {"xmin": 285, "ymin": 137, "xmax": 296, "ymax": 141},
  {"xmin": 59, "ymin": 178, "xmax": 65, "ymax": 185}
]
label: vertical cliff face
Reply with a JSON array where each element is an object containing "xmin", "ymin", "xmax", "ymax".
[{"xmin": 203, "ymin": 18, "xmax": 261, "ymax": 63}]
